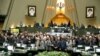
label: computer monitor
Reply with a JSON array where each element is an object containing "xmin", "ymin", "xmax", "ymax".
[
  {"xmin": 30, "ymin": 44, "xmax": 35, "ymax": 48},
  {"xmin": 3, "ymin": 43, "xmax": 8, "ymax": 47},
  {"xmin": 77, "ymin": 45, "xmax": 83, "ymax": 47},
  {"xmin": 7, "ymin": 45, "xmax": 14, "ymax": 51},
  {"xmin": 74, "ymin": 48, "xmax": 82, "ymax": 53},
  {"xmin": 95, "ymin": 48, "xmax": 100, "ymax": 52},
  {"xmin": 85, "ymin": 46, "xmax": 91, "ymax": 51},
  {"xmin": 93, "ymin": 45, "xmax": 98, "ymax": 49},
  {"xmin": 77, "ymin": 45, "xmax": 84, "ymax": 49},
  {"xmin": 21, "ymin": 44, "xmax": 26, "ymax": 48},
  {"xmin": 16, "ymin": 43, "xmax": 21, "ymax": 47}
]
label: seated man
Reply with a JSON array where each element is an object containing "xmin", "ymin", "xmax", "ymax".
[{"xmin": 0, "ymin": 34, "xmax": 5, "ymax": 46}]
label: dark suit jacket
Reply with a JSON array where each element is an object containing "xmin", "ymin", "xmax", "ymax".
[{"xmin": 58, "ymin": 40, "xmax": 67, "ymax": 50}]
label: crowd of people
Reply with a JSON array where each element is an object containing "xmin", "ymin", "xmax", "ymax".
[
  {"xmin": 0, "ymin": 31, "xmax": 100, "ymax": 51},
  {"xmin": 48, "ymin": 21, "xmax": 71, "ymax": 27}
]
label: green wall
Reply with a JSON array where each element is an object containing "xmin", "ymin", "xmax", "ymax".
[
  {"xmin": 75, "ymin": 0, "xmax": 100, "ymax": 27},
  {"xmin": 2, "ymin": 0, "xmax": 100, "ymax": 30},
  {"xmin": 0, "ymin": 0, "xmax": 10, "ymax": 15}
]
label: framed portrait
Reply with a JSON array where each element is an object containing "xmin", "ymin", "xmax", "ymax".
[
  {"xmin": 28, "ymin": 5, "xmax": 36, "ymax": 17},
  {"xmin": 86, "ymin": 6, "xmax": 95, "ymax": 18}
]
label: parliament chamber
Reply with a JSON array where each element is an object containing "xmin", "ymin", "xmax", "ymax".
[{"xmin": 0, "ymin": 0, "xmax": 100, "ymax": 56}]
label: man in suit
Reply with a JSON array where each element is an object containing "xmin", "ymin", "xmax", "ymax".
[
  {"xmin": 7, "ymin": 35, "xmax": 15, "ymax": 45},
  {"xmin": 58, "ymin": 38, "xmax": 67, "ymax": 51},
  {"xmin": 0, "ymin": 34, "xmax": 5, "ymax": 46}
]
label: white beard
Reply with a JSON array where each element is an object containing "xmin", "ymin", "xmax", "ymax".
[
  {"xmin": 87, "ymin": 12, "xmax": 93, "ymax": 17},
  {"xmin": 29, "ymin": 10, "xmax": 35, "ymax": 16}
]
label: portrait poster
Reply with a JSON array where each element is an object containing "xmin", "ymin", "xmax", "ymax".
[
  {"xmin": 28, "ymin": 5, "xmax": 36, "ymax": 17},
  {"xmin": 86, "ymin": 6, "xmax": 94, "ymax": 18}
]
